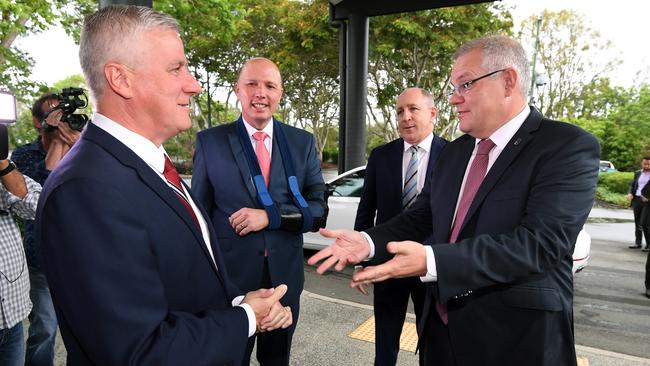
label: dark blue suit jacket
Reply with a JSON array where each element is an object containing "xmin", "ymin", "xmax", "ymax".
[
  {"xmin": 36, "ymin": 123, "xmax": 249, "ymax": 366},
  {"xmin": 354, "ymin": 135, "xmax": 447, "ymax": 231},
  {"xmin": 368, "ymin": 108, "xmax": 600, "ymax": 366},
  {"xmin": 191, "ymin": 117, "xmax": 326, "ymax": 308}
]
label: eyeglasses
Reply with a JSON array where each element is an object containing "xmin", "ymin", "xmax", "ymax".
[{"xmin": 447, "ymin": 68, "xmax": 507, "ymax": 98}]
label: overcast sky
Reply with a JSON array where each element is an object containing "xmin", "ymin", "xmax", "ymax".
[{"xmin": 13, "ymin": 0, "xmax": 649, "ymax": 88}]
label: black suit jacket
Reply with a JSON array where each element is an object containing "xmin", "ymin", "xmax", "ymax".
[
  {"xmin": 354, "ymin": 135, "xmax": 446, "ymax": 230},
  {"xmin": 367, "ymin": 107, "xmax": 600, "ymax": 366},
  {"xmin": 36, "ymin": 123, "xmax": 249, "ymax": 366},
  {"xmin": 629, "ymin": 170, "xmax": 650, "ymax": 200}
]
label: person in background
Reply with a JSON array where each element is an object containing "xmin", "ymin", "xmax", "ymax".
[
  {"xmin": 352, "ymin": 87, "xmax": 446, "ymax": 366},
  {"xmin": 11, "ymin": 93, "xmax": 80, "ymax": 366},
  {"xmin": 35, "ymin": 6, "xmax": 290, "ymax": 365},
  {"xmin": 626, "ymin": 156, "xmax": 650, "ymax": 251},
  {"xmin": 0, "ymin": 158, "xmax": 41, "ymax": 366}
]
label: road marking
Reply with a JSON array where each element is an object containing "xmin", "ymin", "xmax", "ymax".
[{"xmin": 348, "ymin": 316, "xmax": 418, "ymax": 352}]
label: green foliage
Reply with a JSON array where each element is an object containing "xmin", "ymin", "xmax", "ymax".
[
  {"xmin": 573, "ymin": 85, "xmax": 650, "ymax": 171},
  {"xmin": 517, "ymin": 10, "xmax": 620, "ymax": 120},
  {"xmin": 595, "ymin": 185, "xmax": 628, "ymax": 207},
  {"xmin": 366, "ymin": 3, "xmax": 513, "ymax": 143},
  {"xmin": 0, "ymin": 0, "xmax": 95, "ymax": 99},
  {"xmin": 598, "ymin": 171, "xmax": 633, "ymax": 194}
]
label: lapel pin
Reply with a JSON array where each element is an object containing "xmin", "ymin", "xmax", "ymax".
[{"xmin": 513, "ymin": 138, "xmax": 522, "ymax": 145}]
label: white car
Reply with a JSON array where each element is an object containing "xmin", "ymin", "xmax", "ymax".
[{"xmin": 304, "ymin": 166, "xmax": 590, "ymax": 274}]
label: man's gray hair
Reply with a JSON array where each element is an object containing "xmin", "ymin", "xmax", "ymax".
[
  {"xmin": 79, "ymin": 5, "xmax": 180, "ymax": 102},
  {"xmin": 454, "ymin": 35, "xmax": 531, "ymax": 98}
]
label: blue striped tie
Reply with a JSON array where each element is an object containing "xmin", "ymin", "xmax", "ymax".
[{"xmin": 402, "ymin": 145, "xmax": 420, "ymax": 209}]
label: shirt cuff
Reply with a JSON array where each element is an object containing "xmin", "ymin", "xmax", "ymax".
[
  {"xmin": 420, "ymin": 245, "xmax": 438, "ymax": 282},
  {"xmin": 360, "ymin": 231, "xmax": 375, "ymax": 260},
  {"xmin": 232, "ymin": 295, "xmax": 256, "ymax": 337}
]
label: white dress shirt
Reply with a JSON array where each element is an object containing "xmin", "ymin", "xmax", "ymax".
[{"xmin": 92, "ymin": 113, "xmax": 256, "ymax": 336}]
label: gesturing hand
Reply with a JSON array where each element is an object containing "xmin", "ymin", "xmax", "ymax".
[
  {"xmin": 350, "ymin": 241, "xmax": 427, "ymax": 286},
  {"xmin": 307, "ymin": 228, "xmax": 371, "ymax": 274}
]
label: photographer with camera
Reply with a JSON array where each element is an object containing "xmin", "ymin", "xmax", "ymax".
[
  {"xmin": 0, "ymin": 152, "xmax": 41, "ymax": 366},
  {"xmin": 10, "ymin": 92, "xmax": 81, "ymax": 366}
]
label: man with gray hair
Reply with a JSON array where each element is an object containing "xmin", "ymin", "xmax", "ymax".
[
  {"xmin": 35, "ymin": 5, "xmax": 291, "ymax": 365},
  {"xmin": 309, "ymin": 34, "xmax": 600, "ymax": 366}
]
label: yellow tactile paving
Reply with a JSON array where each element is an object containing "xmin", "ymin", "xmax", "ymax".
[
  {"xmin": 350, "ymin": 316, "xmax": 592, "ymax": 364},
  {"xmin": 348, "ymin": 316, "xmax": 418, "ymax": 352}
]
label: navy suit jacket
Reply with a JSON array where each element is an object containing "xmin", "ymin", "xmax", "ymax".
[
  {"xmin": 367, "ymin": 108, "xmax": 600, "ymax": 366},
  {"xmin": 36, "ymin": 123, "xmax": 249, "ymax": 366},
  {"xmin": 192, "ymin": 117, "xmax": 326, "ymax": 308},
  {"xmin": 354, "ymin": 135, "xmax": 446, "ymax": 231}
]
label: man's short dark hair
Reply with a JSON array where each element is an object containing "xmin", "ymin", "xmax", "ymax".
[
  {"xmin": 643, "ymin": 156, "xmax": 650, "ymax": 161},
  {"xmin": 31, "ymin": 94, "xmax": 58, "ymax": 122}
]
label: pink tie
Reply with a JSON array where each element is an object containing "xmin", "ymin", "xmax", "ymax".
[
  {"xmin": 437, "ymin": 138, "xmax": 496, "ymax": 324},
  {"xmin": 253, "ymin": 131, "xmax": 271, "ymax": 186}
]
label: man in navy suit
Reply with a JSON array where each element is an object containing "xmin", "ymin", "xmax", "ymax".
[
  {"xmin": 353, "ymin": 87, "xmax": 446, "ymax": 366},
  {"xmin": 309, "ymin": 35, "xmax": 599, "ymax": 366},
  {"xmin": 192, "ymin": 58, "xmax": 327, "ymax": 365},
  {"xmin": 35, "ymin": 6, "xmax": 291, "ymax": 365}
]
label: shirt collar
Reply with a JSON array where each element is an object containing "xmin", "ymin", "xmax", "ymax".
[
  {"xmin": 91, "ymin": 113, "xmax": 168, "ymax": 174},
  {"xmin": 403, "ymin": 132, "xmax": 434, "ymax": 153},
  {"xmin": 475, "ymin": 105, "xmax": 530, "ymax": 150},
  {"xmin": 242, "ymin": 116, "xmax": 274, "ymax": 140}
]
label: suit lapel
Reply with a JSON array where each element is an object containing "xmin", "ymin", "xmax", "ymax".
[
  {"xmin": 226, "ymin": 119, "xmax": 258, "ymax": 200},
  {"xmin": 438, "ymin": 136, "xmax": 475, "ymax": 242},
  {"xmin": 84, "ymin": 123, "xmax": 220, "ymax": 276},
  {"xmin": 460, "ymin": 108, "xmax": 543, "ymax": 234},
  {"xmin": 388, "ymin": 140, "xmax": 404, "ymax": 208}
]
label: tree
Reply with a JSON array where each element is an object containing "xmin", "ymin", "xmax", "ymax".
[
  {"xmin": 366, "ymin": 3, "xmax": 513, "ymax": 144},
  {"xmin": 518, "ymin": 10, "xmax": 621, "ymax": 120},
  {"xmin": 0, "ymin": 0, "xmax": 95, "ymax": 98},
  {"xmin": 274, "ymin": 0, "xmax": 339, "ymax": 159}
]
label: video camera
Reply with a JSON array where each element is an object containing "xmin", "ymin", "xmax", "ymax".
[{"xmin": 43, "ymin": 87, "xmax": 89, "ymax": 132}]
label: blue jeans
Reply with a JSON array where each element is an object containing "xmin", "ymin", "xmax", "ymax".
[
  {"xmin": 26, "ymin": 266, "xmax": 57, "ymax": 366},
  {"xmin": 0, "ymin": 322, "xmax": 24, "ymax": 366}
]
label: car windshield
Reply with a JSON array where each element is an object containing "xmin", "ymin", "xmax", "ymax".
[{"xmin": 329, "ymin": 171, "xmax": 365, "ymax": 197}]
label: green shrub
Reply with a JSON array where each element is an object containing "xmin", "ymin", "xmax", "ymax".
[
  {"xmin": 595, "ymin": 186, "xmax": 628, "ymax": 207},
  {"xmin": 329, "ymin": 150, "xmax": 339, "ymax": 164},
  {"xmin": 598, "ymin": 171, "xmax": 633, "ymax": 194},
  {"xmin": 321, "ymin": 150, "xmax": 330, "ymax": 162}
]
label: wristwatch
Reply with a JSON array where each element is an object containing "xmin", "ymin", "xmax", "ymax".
[{"xmin": 0, "ymin": 160, "xmax": 16, "ymax": 177}]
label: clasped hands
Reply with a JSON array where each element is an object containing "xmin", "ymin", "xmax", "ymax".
[
  {"xmin": 242, "ymin": 284, "xmax": 292, "ymax": 332},
  {"xmin": 307, "ymin": 228, "xmax": 428, "ymax": 288},
  {"xmin": 229, "ymin": 208, "xmax": 269, "ymax": 236}
]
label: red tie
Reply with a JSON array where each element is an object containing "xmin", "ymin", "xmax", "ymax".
[
  {"xmin": 253, "ymin": 131, "xmax": 271, "ymax": 186},
  {"xmin": 163, "ymin": 155, "xmax": 200, "ymax": 230},
  {"xmin": 437, "ymin": 139, "xmax": 496, "ymax": 324}
]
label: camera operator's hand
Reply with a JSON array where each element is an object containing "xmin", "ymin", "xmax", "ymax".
[
  {"xmin": 44, "ymin": 108, "xmax": 64, "ymax": 129},
  {"xmin": 56, "ymin": 120, "xmax": 81, "ymax": 147},
  {"xmin": 44, "ymin": 122, "xmax": 81, "ymax": 171}
]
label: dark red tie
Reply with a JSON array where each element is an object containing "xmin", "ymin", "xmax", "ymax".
[
  {"xmin": 163, "ymin": 155, "xmax": 200, "ymax": 230},
  {"xmin": 437, "ymin": 138, "xmax": 496, "ymax": 324}
]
